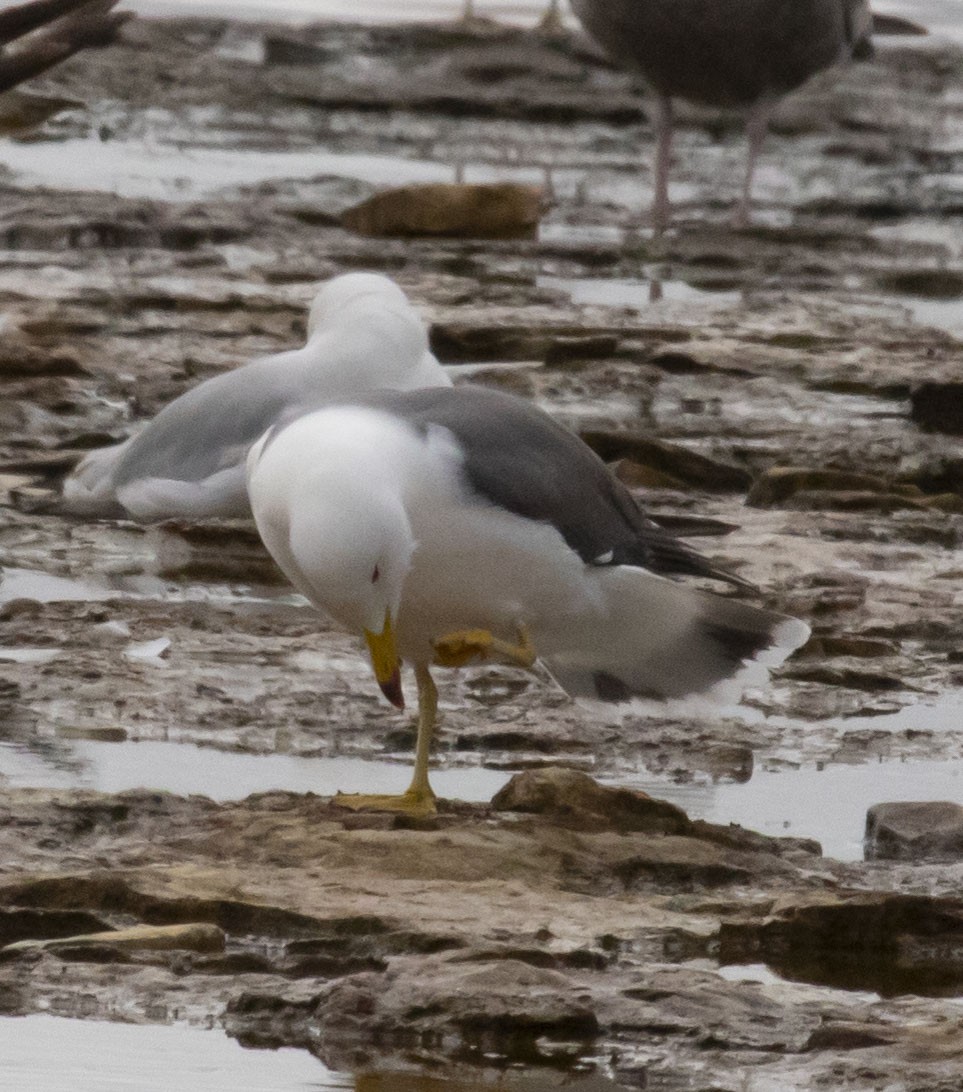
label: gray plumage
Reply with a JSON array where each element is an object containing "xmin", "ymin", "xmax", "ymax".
[
  {"xmin": 61, "ymin": 273, "xmax": 450, "ymax": 522},
  {"xmin": 337, "ymin": 385, "xmax": 746, "ymax": 587},
  {"xmin": 570, "ymin": 0, "xmax": 874, "ymax": 230}
]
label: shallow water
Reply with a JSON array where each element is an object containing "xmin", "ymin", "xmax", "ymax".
[
  {"xmin": 0, "ymin": 737, "xmax": 511, "ymax": 802},
  {"xmin": 0, "ymin": 1015, "xmax": 626, "ymax": 1092},
  {"xmin": 0, "ymin": 1015, "xmax": 344, "ymax": 1092},
  {"xmin": 537, "ymin": 274, "xmax": 742, "ymax": 318},
  {"xmin": 126, "ymin": 0, "xmax": 963, "ymax": 46},
  {"xmin": 3, "ymin": 724, "xmax": 960, "ymax": 860}
]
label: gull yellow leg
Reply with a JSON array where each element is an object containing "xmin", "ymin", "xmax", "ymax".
[
  {"xmin": 334, "ymin": 665, "xmax": 438, "ymax": 817},
  {"xmin": 433, "ymin": 624, "xmax": 536, "ymax": 671}
]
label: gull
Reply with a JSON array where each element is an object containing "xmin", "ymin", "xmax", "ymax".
[
  {"xmin": 569, "ymin": 0, "xmax": 874, "ymax": 232},
  {"xmin": 61, "ymin": 273, "xmax": 450, "ymax": 522},
  {"xmin": 247, "ymin": 385, "xmax": 809, "ymax": 816}
]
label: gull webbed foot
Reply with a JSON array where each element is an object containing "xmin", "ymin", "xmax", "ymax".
[
  {"xmin": 333, "ymin": 787, "xmax": 436, "ymax": 818},
  {"xmin": 432, "ymin": 625, "xmax": 536, "ymax": 670}
]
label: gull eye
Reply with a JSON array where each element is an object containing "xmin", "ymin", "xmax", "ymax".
[{"xmin": 371, "ymin": 565, "xmax": 380, "ymax": 583}]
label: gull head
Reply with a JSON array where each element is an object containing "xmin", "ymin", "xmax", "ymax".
[
  {"xmin": 305, "ymin": 272, "xmax": 418, "ymax": 340},
  {"xmin": 310, "ymin": 492, "xmax": 415, "ymax": 711},
  {"xmin": 257, "ymin": 473, "xmax": 415, "ymax": 710}
]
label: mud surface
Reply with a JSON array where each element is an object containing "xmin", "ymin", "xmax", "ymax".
[{"xmin": 0, "ymin": 14, "xmax": 961, "ymax": 1091}]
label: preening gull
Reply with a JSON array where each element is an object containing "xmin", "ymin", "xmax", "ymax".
[
  {"xmin": 569, "ymin": 0, "xmax": 874, "ymax": 231},
  {"xmin": 247, "ymin": 385, "xmax": 810, "ymax": 815},
  {"xmin": 61, "ymin": 273, "xmax": 450, "ymax": 522}
]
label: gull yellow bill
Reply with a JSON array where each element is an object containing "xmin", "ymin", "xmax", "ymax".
[{"xmin": 364, "ymin": 610, "xmax": 404, "ymax": 709}]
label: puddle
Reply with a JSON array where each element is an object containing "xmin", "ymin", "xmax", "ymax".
[
  {"xmin": 0, "ymin": 1014, "xmax": 626, "ymax": 1092},
  {"xmin": 895, "ymin": 294, "xmax": 963, "ymax": 339},
  {"xmin": 538, "ymin": 274, "xmax": 742, "ymax": 317},
  {"xmin": 0, "ymin": 566, "xmax": 301, "ymax": 608},
  {"xmin": 0, "ymin": 738, "xmax": 512, "ymax": 802},
  {"xmin": 0, "ymin": 136, "xmax": 453, "ymax": 202},
  {"xmin": 0, "ymin": 1014, "xmax": 347, "ymax": 1092},
  {"xmin": 0, "ymin": 134, "xmax": 554, "ymax": 204},
  {"xmin": 615, "ymin": 755, "xmax": 963, "ymax": 861},
  {"xmin": 3, "ymin": 730, "xmax": 960, "ymax": 862}
]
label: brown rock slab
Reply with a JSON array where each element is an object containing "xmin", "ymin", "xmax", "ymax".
[
  {"xmin": 865, "ymin": 801, "xmax": 963, "ymax": 862},
  {"xmin": 911, "ymin": 382, "xmax": 963, "ymax": 436},
  {"xmin": 492, "ymin": 767, "xmax": 691, "ymax": 834},
  {"xmin": 2, "ymin": 921, "xmax": 226, "ymax": 955},
  {"xmin": 746, "ymin": 466, "xmax": 918, "ymax": 508},
  {"xmin": 341, "ymin": 182, "xmax": 542, "ymax": 239},
  {"xmin": 316, "ymin": 955, "xmax": 599, "ymax": 1044},
  {"xmin": 581, "ymin": 430, "xmax": 751, "ymax": 492}
]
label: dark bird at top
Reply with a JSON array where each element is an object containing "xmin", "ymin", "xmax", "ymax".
[{"xmin": 569, "ymin": 0, "xmax": 874, "ymax": 232}]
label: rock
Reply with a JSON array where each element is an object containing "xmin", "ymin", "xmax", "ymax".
[
  {"xmin": 0, "ymin": 909, "xmax": 109, "ymax": 947},
  {"xmin": 0, "ymin": 90, "xmax": 82, "ymax": 135},
  {"xmin": 911, "ymin": 383, "xmax": 963, "ymax": 436},
  {"xmin": 780, "ymin": 490, "xmax": 963, "ymax": 514},
  {"xmin": 805, "ymin": 1022, "xmax": 898, "ymax": 1050},
  {"xmin": 263, "ymin": 35, "xmax": 334, "ymax": 66},
  {"xmin": 581, "ymin": 430, "xmax": 751, "ymax": 492},
  {"xmin": 865, "ymin": 802, "xmax": 963, "ymax": 862},
  {"xmin": 718, "ymin": 893, "xmax": 963, "ymax": 996},
  {"xmin": 544, "ymin": 334, "xmax": 620, "ymax": 367},
  {"xmin": 0, "ymin": 342, "xmax": 87, "ymax": 378},
  {"xmin": 746, "ymin": 466, "xmax": 916, "ymax": 508},
  {"xmin": 315, "ymin": 956, "xmax": 599, "ymax": 1046},
  {"xmin": 492, "ymin": 767, "xmax": 691, "ymax": 835},
  {"xmin": 778, "ymin": 663, "xmax": 906, "ymax": 691},
  {"xmin": 2, "ymin": 922, "xmax": 226, "ymax": 956},
  {"xmin": 799, "ymin": 634, "xmax": 899, "ymax": 659},
  {"xmin": 872, "ymin": 13, "xmax": 928, "ymax": 36},
  {"xmin": 611, "ymin": 457, "xmax": 689, "ymax": 491},
  {"xmin": 341, "ymin": 183, "xmax": 542, "ymax": 239}
]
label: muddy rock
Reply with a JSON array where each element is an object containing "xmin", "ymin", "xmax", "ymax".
[
  {"xmin": 342, "ymin": 183, "xmax": 543, "ymax": 239},
  {"xmin": 581, "ymin": 429, "xmax": 751, "ymax": 491},
  {"xmin": 719, "ymin": 893, "xmax": 963, "ymax": 996},
  {"xmin": 910, "ymin": 381, "xmax": 963, "ymax": 436},
  {"xmin": 746, "ymin": 466, "xmax": 921, "ymax": 508},
  {"xmin": 315, "ymin": 955, "xmax": 599, "ymax": 1046},
  {"xmin": 3, "ymin": 921, "xmax": 226, "ymax": 956},
  {"xmin": 492, "ymin": 767, "xmax": 691, "ymax": 834},
  {"xmin": 865, "ymin": 802, "xmax": 963, "ymax": 862}
]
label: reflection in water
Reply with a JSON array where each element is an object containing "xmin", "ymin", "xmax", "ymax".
[
  {"xmin": 0, "ymin": 1015, "xmax": 626, "ymax": 1092},
  {"xmin": 2, "ymin": 724, "xmax": 960, "ymax": 862},
  {"xmin": 617, "ymin": 752, "xmax": 963, "ymax": 862},
  {"xmin": 0, "ymin": 738, "xmax": 512, "ymax": 803},
  {"xmin": 537, "ymin": 274, "xmax": 742, "ymax": 316},
  {"xmin": 0, "ymin": 1015, "xmax": 346, "ymax": 1092}
]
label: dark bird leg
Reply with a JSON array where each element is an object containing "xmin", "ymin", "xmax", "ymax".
[
  {"xmin": 649, "ymin": 93, "xmax": 674, "ymax": 236},
  {"xmin": 539, "ymin": 0, "xmax": 563, "ymax": 32},
  {"xmin": 734, "ymin": 96, "xmax": 776, "ymax": 229}
]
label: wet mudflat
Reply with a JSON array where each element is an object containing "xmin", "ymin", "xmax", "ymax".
[{"xmin": 0, "ymin": 10, "xmax": 961, "ymax": 1092}]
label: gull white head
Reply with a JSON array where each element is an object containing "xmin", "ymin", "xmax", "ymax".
[
  {"xmin": 247, "ymin": 409, "xmax": 417, "ymax": 708},
  {"xmin": 306, "ymin": 272, "xmax": 420, "ymax": 340},
  {"xmin": 301, "ymin": 271, "xmax": 448, "ymax": 393}
]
